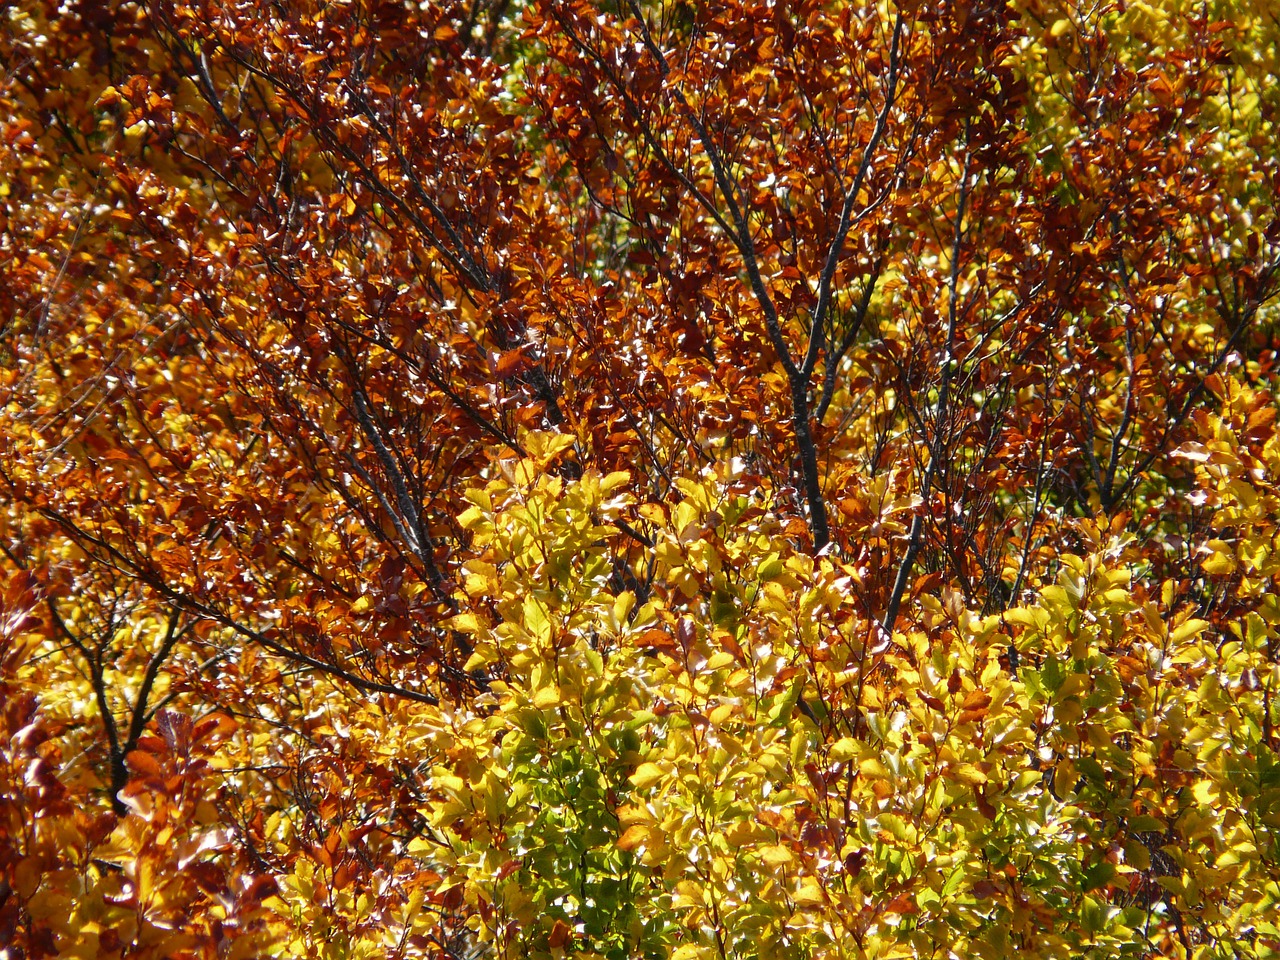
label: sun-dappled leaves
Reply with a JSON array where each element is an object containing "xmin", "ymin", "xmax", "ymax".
[{"xmin": 3, "ymin": 0, "xmax": 1280, "ymax": 956}]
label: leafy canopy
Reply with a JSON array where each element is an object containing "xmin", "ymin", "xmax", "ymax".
[{"xmin": 2, "ymin": 0, "xmax": 1280, "ymax": 957}]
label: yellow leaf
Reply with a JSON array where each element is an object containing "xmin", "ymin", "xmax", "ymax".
[
  {"xmin": 758, "ymin": 556, "xmax": 785, "ymax": 581},
  {"xmin": 637, "ymin": 503, "xmax": 666, "ymax": 525},
  {"xmin": 523, "ymin": 596, "xmax": 551, "ymax": 642},
  {"xmin": 448, "ymin": 612, "xmax": 482, "ymax": 633},
  {"xmin": 708, "ymin": 702, "xmax": 734, "ymax": 725},
  {"xmin": 1192, "ymin": 780, "xmax": 1217, "ymax": 805},
  {"xmin": 793, "ymin": 877, "xmax": 826, "ymax": 907},
  {"xmin": 672, "ymin": 945, "xmax": 707, "ymax": 960},
  {"xmin": 1170, "ymin": 618, "xmax": 1210, "ymax": 645},
  {"xmin": 617, "ymin": 824, "xmax": 649, "ymax": 851},
  {"xmin": 601, "ymin": 470, "xmax": 630, "ymax": 492},
  {"xmin": 829, "ymin": 738, "xmax": 857, "ymax": 762},
  {"xmin": 630, "ymin": 762, "xmax": 665, "ymax": 790},
  {"xmin": 532, "ymin": 685, "xmax": 561, "ymax": 709},
  {"xmin": 761, "ymin": 845, "xmax": 794, "ymax": 866},
  {"xmin": 953, "ymin": 763, "xmax": 988, "ymax": 786},
  {"xmin": 706, "ymin": 651, "xmax": 736, "ymax": 670},
  {"xmin": 1202, "ymin": 546, "xmax": 1236, "ymax": 576},
  {"xmin": 859, "ymin": 758, "xmax": 890, "ymax": 779},
  {"xmin": 617, "ymin": 805, "xmax": 651, "ymax": 827}
]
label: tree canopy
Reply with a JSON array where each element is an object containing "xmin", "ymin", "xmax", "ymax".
[{"xmin": 3, "ymin": 0, "xmax": 1280, "ymax": 956}]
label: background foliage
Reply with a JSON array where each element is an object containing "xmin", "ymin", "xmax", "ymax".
[{"xmin": 3, "ymin": 0, "xmax": 1280, "ymax": 956}]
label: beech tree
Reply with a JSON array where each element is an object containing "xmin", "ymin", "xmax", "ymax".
[{"xmin": 3, "ymin": 0, "xmax": 1280, "ymax": 957}]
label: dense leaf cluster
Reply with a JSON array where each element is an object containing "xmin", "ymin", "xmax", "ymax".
[{"xmin": 2, "ymin": 0, "xmax": 1280, "ymax": 957}]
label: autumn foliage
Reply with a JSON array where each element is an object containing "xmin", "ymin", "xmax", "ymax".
[{"xmin": 3, "ymin": 0, "xmax": 1280, "ymax": 956}]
